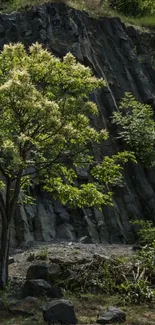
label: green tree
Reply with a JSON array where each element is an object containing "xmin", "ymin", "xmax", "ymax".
[
  {"xmin": 0, "ymin": 43, "xmax": 134, "ymax": 288},
  {"xmin": 112, "ymin": 93, "xmax": 155, "ymax": 167}
]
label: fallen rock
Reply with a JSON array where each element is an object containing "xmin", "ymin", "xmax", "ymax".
[
  {"xmin": 43, "ymin": 299, "xmax": 77, "ymax": 324},
  {"xmin": 49, "ymin": 257, "xmax": 64, "ymax": 264},
  {"xmin": 47, "ymin": 263, "xmax": 61, "ymax": 281},
  {"xmin": 9, "ymin": 297, "xmax": 41, "ymax": 316},
  {"xmin": 9, "ymin": 257, "xmax": 15, "ymax": 265},
  {"xmin": 23, "ymin": 279, "xmax": 63, "ymax": 298},
  {"xmin": 50, "ymin": 286, "xmax": 63, "ymax": 298},
  {"xmin": 79, "ymin": 236, "xmax": 90, "ymax": 243},
  {"xmin": 97, "ymin": 306, "xmax": 126, "ymax": 324},
  {"xmin": 26, "ymin": 264, "xmax": 48, "ymax": 281},
  {"xmin": 22, "ymin": 279, "xmax": 52, "ymax": 297},
  {"xmin": 26, "ymin": 263, "xmax": 61, "ymax": 283},
  {"xmin": 93, "ymin": 253, "xmax": 111, "ymax": 261}
]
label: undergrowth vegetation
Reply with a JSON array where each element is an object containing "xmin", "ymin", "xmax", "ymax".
[
  {"xmin": 50, "ymin": 221, "xmax": 155, "ymax": 305},
  {"xmin": 56, "ymin": 248, "xmax": 155, "ymax": 305}
]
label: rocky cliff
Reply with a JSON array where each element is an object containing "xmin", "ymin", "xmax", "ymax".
[{"xmin": 0, "ymin": 2, "xmax": 155, "ymax": 247}]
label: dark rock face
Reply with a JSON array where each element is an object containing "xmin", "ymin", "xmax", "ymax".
[
  {"xmin": 43, "ymin": 299, "xmax": 77, "ymax": 324},
  {"xmin": 0, "ymin": 3, "xmax": 155, "ymax": 245},
  {"xmin": 97, "ymin": 306, "xmax": 126, "ymax": 324}
]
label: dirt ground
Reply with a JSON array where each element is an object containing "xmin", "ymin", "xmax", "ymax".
[{"xmin": 1, "ymin": 242, "xmax": 154, "ymax": 325}]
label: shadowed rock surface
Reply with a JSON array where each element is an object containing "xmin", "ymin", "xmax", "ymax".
[
  {"xmin": 0, "ymin": 3, "xmax": 155, "ymax": 245},
  {"xmin": 97, "ymin": 306, "xmax": 126, "ymax": 324},
  {"xmin": 43, "ymin": 299, "xmax": 77, "ymax": 324}
]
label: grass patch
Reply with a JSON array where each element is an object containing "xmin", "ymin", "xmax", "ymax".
[
  {"xmin": 1, "ymin": 0, "xmax": 155, "ymax": 29},
  {"xmin": 114, "ymin": 12, "xmax": 155, "ymax": 28},
  {"xmin": 1, "ymin": 293, "xmax": 155, "ymax": 324}
]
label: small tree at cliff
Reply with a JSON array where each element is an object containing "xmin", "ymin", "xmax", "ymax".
[
  {"xmin": 0, "ymin": 43, "xmax": 135, "ymax": 288},
  {"xmin": 112, "ymin": 92, "xmax": 155, "ymax": 167}
]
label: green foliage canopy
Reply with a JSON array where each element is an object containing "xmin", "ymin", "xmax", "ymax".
[
  {"xmin": 112, "ymin": 93, "xmax": 155, "ymax": 168},
  {"xmin": 0, "ymin": 43, "xmax": 135, "ymax": 211}
]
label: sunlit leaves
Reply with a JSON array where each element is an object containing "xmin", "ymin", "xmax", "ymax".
[
  {"xmin": 44, "ymin": 179, "xmax": 113, "ymax": 209},
  {"xmin": 91, "ymin": 151, "xmax": 136, "ymax": 186},
  {"xmin": 0, "ymin": 43, "xmax": 134, "ymax": 209},
  {"xmin": 112, "ymin": 93, "xmax": 155, "ymax": 167}
]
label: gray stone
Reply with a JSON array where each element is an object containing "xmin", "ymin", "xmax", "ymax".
[
  {"xmin": 26, "ymin": 263, "xmax": 48, "ymax": 281},
  {"xmin": 9, "ymin": 257, "xmax": 15, "ymax": 265},
  {"xmin": 50, "ymin": 286, "xmax": 63, "ymax": 298},
  {"xmin": 23, "ymin": 278, "xmax": 63, "ymax": 299},
  {"xmin": 47, "ymin": 263, "xmax": 61, "ymax": 281},
  {"xmin": 26, "ymin": 262, "xmax": 61, "ymax": 283},
  {"xmin": 84, "ymin": 215, "xmax": 100, "ymax": 243},
  {"xmin": 9, "ymin": 297, "xmax": 41, "ymax": 316},
  {"xmin": 93, "ymin": 253, "xmax": 111, "ymax": 261},
  {"xmin": 34, "ymin": 201, "xmax": 56, "ymax": 241},
  {"xmin": 22, "ymin": 279, "xmax": 52, "ymax": 298},
  {"xmin": 43, "ymin": 299, "xmax": 77, "ymax": 324},
  {"xmin": 79, "ymin": 236, "xmax": 90, "ymax": 243},
  {"xmin": 54, "ymin": 201, "xmax": 70, "ymax": 223},
  {"xmin": 97, "ymin": 307, "xmax": 126, "ymax": 324}
]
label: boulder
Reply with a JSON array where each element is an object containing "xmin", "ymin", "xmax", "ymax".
[
  {"xmin": 23, "ymin": 279, "xmax": 52, "ymax": 297},
  {"xmin": 50, "ymin": 286, "xmax": 63, "ymax": 298},
  {"xmin": 26, "ymin": 263, "xmax": 61, "ymax": 283},
  {"xmin": 23, "ymin": 279, "xmax": 63, "ymax": 298},
  {"xmin": 43, "ymin": 299, "xmax": 77, "ymax": 324},
  {"xmin": 9, "ymin": 297, "xmax": 41, "ymax": 316},
  {"xmin": 97, "ymin": 307, "xmax": 126, "ymax": 324},
  {"xmin": 47, "ymin": 263, "xmax": 61, "ymax": 280},
  {"xmin": 26, "ymin": 263, "xmax": 48, "ymax": 280}
]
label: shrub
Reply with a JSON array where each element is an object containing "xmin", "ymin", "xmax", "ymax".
[
  {"xmin": 109, "ymin": 0, "xmax": 142, "ymax": 16},
  {"xmin": 109, "ymin": 0, "xmax": 155, "ymax": 17},
  {"xmin": 112, "ymin": 93, "xmax": 155, "ymax": 167},
  {"xmin": 132, "ymin": 220, "xmax": 155, "ymax": 246},
  {"xmin": 119, "ymin": 278, "xmax": 153, "ymax": 304}
]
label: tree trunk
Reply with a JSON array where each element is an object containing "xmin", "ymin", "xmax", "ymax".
[
  {"xmin": 0, "ymin": 224, "xmax": 10, "ymax": 289},
  {"xmin": 0, "ymin": 172, "xmax": 22, "ymax": 289}
]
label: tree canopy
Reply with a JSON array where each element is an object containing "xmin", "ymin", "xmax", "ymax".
[
  {"xmin": 112, "ymin": 93, "xmax": 155, "ymax": 167},
  {"xmin": 0, "ymin": 43, "xmax": 135, "ymax": 210},
  {"xmin": 0, "ymin": 43, "xmax": 135, "ymax": 287}
]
